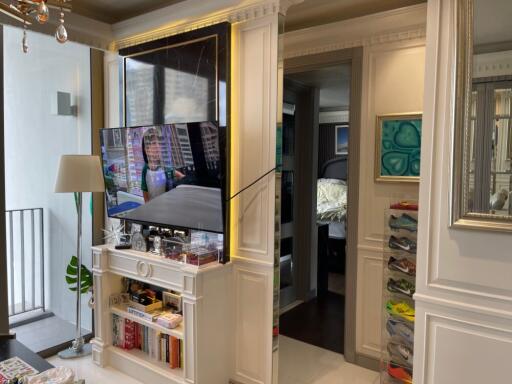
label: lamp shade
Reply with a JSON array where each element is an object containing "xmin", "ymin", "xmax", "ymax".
[{"xmin": 54, "ymin": 155, "xmax": 105, "ymax": 193}]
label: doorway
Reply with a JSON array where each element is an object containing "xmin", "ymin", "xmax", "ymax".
[{"xmin": 277, "ymin": 48, "xmax": 364, "ymax": 382}]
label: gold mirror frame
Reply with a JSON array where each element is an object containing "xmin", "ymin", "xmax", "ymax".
[{"xmin": 451, "ymin": 0, "xmax": 512, "ymax": 232}]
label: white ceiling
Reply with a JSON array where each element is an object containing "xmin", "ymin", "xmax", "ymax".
[
  {"xmin": 474, "ymin": 0, "xmax": 512, "ymax": 46},
  {"xmin": 72, "ymin": 0, "xmax": 426, "ymax": 27},
  {"xmin": 286, "ymin": 65, "xmax": 351, "ymax": 109},
  {"xmin": 285, "ymin": 0, "xmax": 426, "ymax": 32},
  {"xmin": 72, "ymin": 0, "xmax": 185, "ymax": 23}
]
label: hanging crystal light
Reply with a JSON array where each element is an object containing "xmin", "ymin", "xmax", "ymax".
[
  {"xmin": 36, "ymin": 1, "xmax": 49, "ymax": 24},
  {"xmin": 0, "ymin": 1, "xmax": 73, "ymax": 52},
  {"xmin": 55, "ymin": 10, "xmax": 67, "ymax": 44},
  {"xmin": 22, "ymin": 21, "xmax": 28, "ymax": 53}
]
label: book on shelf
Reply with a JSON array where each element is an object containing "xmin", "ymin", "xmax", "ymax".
[
  {"xmin": 112, "ymin": 314, "xmax": 183, "ymax": 369},
  {"xmin": 127, "ymin": 306, "xmax": 162, "ymax": 322},
  {"xmin": 156, "ymin": 313, "xmax": 183, "ymax": 329}
]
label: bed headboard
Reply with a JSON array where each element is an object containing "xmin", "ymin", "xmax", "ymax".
[{"xmin": 321, "ymin": 156, "xmax": 348, "ymax": 181}]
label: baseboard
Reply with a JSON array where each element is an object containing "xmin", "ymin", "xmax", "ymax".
[
  {"xmin": 355, "ymin": 353, "xmax": 380, "ymax": 372},
  {"xmin": 9, "ymin": 311, "xmax": 54, "ymax": 329},
  {"xmin": 0, "ymin": 332, "xmax": 16, "ymax": 340}
]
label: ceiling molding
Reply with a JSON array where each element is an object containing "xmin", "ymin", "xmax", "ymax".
[
  {"xmin": 474, "ymin": 50, "xmax": 512, "ymax": 78},
  {"xmin": 112, "ymin": 0, "xmax": 303, "ymax": 51},
  {"xmin": 284, "ymin": 3, "xmax": 427, "ymax": 58}
]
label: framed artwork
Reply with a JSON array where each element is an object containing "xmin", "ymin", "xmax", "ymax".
[
  {"xmin": 335, "ymin": 124, "xmax": 349, "ymax": 155},
  {"xmin": 375, "ymin": 113, "xmax": 422, "ymax": 182}
]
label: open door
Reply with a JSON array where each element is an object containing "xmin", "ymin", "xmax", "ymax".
[{"xmin": 280, "ymin": 79, "xmax": 319, "ymax": 308}]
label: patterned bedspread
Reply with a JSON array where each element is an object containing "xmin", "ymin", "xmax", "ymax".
[{"xmin": 316, "ymin": 178, "xmax": 347, "ymax": 223}]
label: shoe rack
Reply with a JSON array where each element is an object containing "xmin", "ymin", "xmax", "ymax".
[{"xmin": 381, "ymin": 203, "xmax": 418, "ymax": 384}]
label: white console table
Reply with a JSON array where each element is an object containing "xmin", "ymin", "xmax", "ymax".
[{"xmin": 90, "ymin": 245, "xmax": 232, "ymax": 384}]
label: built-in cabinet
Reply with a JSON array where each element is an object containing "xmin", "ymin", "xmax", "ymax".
[{"xmin": 91, "ymin": 245, "xmax": 232, "ymax": 384}]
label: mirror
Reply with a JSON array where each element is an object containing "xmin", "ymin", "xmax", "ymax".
[{"xmin": 452, "ymin": 0, "xmax": 512, "ymax": 231}]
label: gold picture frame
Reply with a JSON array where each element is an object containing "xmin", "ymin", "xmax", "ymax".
[{"xmin": 375, "ymin": 113, "xmax": 423, "ymax": 183}]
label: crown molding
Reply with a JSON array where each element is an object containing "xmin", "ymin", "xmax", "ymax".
[
  {"xmin": 474, "ymin": 50, "xmax": 512, "ymax": 78},
  {"xmin": 112, "ymin": 0, "xmax": 302, "ymax": 51},
  {"xmin": 284, "ymin": 3, "xmax": 427, "ymax": 59}
]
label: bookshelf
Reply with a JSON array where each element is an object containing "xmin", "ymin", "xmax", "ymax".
[{"xmin": 91, "ymin": 245, "xmax": 232, "ymax": 384}]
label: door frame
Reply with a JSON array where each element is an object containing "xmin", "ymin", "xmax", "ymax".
[
  {"xmin": 0, "ymin": 25, "xmax": 9, "ymax": 339},
  {"xmin": 283, "ymin": 47, "xmax": 363, "ymax": 365}
]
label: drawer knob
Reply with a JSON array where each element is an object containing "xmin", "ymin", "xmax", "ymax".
[{"xmin": 136, "ymin": 261, "xmax": 152, "ymax": 278}]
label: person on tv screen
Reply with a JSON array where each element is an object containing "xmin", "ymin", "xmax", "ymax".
[{"xmin": 141, "ymin": 128, "xmax": 185, "ymax": 202}]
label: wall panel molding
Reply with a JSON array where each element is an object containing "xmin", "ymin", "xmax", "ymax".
[
  {"xmin": 232, "ymin": 16, "xmax": 277, "ymax": 264},
  {"xmin": 421, "ymin": 312, "xmax": 512, "ymax": 384},
  {"xmin": 233, "ymin": 261, "xmax": 274, "ymax": 384},
  {"xmin": 356, "ymin": 251, "xmax": 384, "ymax": 359},
  {"xmin": 230, "ymin": 14, "xmax": 279, "ymax": 384},
  {"xmin": 415, "ymin": 293, "xmax": 512, "ymax": 321}
]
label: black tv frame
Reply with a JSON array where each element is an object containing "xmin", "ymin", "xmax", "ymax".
[{"xmin": 100, "ymin": 123, "xmax": 229, "ymax": 259}]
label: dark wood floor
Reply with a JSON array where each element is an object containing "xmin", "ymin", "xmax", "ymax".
[{"xmin": 279, "ymin": 291, "xmax": 344, "ymax": 354}]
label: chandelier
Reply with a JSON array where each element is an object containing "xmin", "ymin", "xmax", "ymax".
[{"xmin": 0, "ymin": 0, "xmax": 72, "ymax": 53}]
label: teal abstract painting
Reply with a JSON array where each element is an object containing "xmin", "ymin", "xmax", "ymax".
[{"xmin": 376, "ymin": 114, "xmax": 422, "ymax": 182}]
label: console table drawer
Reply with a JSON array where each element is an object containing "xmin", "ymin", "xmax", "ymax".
[{"xmin": 108, "ymin": 251, "xmax": 184, "ymax": 291}]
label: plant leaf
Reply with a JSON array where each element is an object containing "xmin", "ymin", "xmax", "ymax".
[{"xmin": 65, "ymin": 255, "xmax": 93, "ymax": 294}]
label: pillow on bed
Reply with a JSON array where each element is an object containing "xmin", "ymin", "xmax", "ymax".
[{"xmin": 317, "ymin": 178, "xmax": 347, "ymax": 222}]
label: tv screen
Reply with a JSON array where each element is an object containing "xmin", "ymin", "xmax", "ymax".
[{"xmin": 100, "ymin": 122, "xmax": 226, "ymax": 233}]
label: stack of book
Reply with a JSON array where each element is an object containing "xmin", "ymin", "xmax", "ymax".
[
  {"xmin": 112, "ymin": 314, "xmax": 183, "ymax": 369},
  {"xmin": 126, "ymin": 305, "xmax": 183, "ymax": 329}
]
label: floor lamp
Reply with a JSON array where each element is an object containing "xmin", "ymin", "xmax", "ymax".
[{"xmin": 54, "ymin": 155, "xmax": 105, "ymax": 359}]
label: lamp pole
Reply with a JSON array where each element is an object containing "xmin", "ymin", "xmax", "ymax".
[
  {"xmin": 74, "ymin": 191, "xmax": 83, "ymax": 351},
  {"xmin": 59, "ymin": 191, "xmax": 91, "ymax": 358},
  {"xmin": 55, "ymin": 155, "xmax": 104, "ymax": 358}
]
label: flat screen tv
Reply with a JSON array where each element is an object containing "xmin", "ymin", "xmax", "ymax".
[{"xmin": 100, "ymin": 122, "xmax": 227, "ymax": 234}]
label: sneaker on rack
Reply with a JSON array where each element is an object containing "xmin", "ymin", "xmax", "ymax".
[
  {"xmin": 388, "ymin": 362, "xmax": 413, "ymax": 384},
  {"xmin": 390, "ymin": 201, "xmax": 418, "ymax": 211},
  {"xmin": 386, "ymin": 300, "xmax": 415, "ymax": 323},
  {"xmin": 386, "ymin": 318, "xmax": 414, "ymax": 347},
  {"xmin": 389, "ymin": 214, "xmax": 418, "ymax": 232},
  {"xmin": 388, "ymin": 236, "xmax": 417, "ymax": 254},
  {"xmin": 388, "ymin": 256, "xmax": 416, "ymax": 276},
  {"xmin": 387, "ymin": 341, "xmax": 414, "ymax": 366},
  {"xmin": 387, "ymin": 278, "xmax": 415, "ymax": 297}
]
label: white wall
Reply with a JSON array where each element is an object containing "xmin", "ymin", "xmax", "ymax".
[
  {"xmin": 4, "ymin": 26, "xmax": 93, "ymax": 330},
  {"xmin": 356, "ymin": 39, "xmax": 425, "ymax": 359},
  {"xmin": 284, "ymin": 4, "xmax": 427, "ymax": 361},
  {"xmin": 414, "ymin": 1, "xmax": 512, "ymax": 383}
]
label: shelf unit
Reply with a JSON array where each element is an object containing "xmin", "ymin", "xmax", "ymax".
[
  {"xmin": 381, "ymin": 206, "xmax": 417, "ymax": 384},
  {"xmin": 91, "ymin": 245, "xmax": 232, "ymax": 384}
]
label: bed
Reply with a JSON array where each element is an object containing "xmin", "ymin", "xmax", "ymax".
[
  {"xmin": 317, "ymin": 157, "xmax": 348, "ymax": 239},
  {"xmin": 316, "ymin": 157, "xmax": 348, "ymax": 287}
]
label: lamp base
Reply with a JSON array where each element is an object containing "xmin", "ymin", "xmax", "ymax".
[{"xmin": 58, "ymin": 342, "xmax": 92, "ymax": 359}]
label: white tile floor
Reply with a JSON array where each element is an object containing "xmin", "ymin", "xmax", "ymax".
[
  {"xmin": 47, "ymin": 337, "xmax": 379, "ymax": 384},
  {"xmin": 278, "ymin": 336, "xmax": 379, "ymax": 384},
  {"xmin": 47, "ymin": 354, "xmax": 142, "ymax": 384}
]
